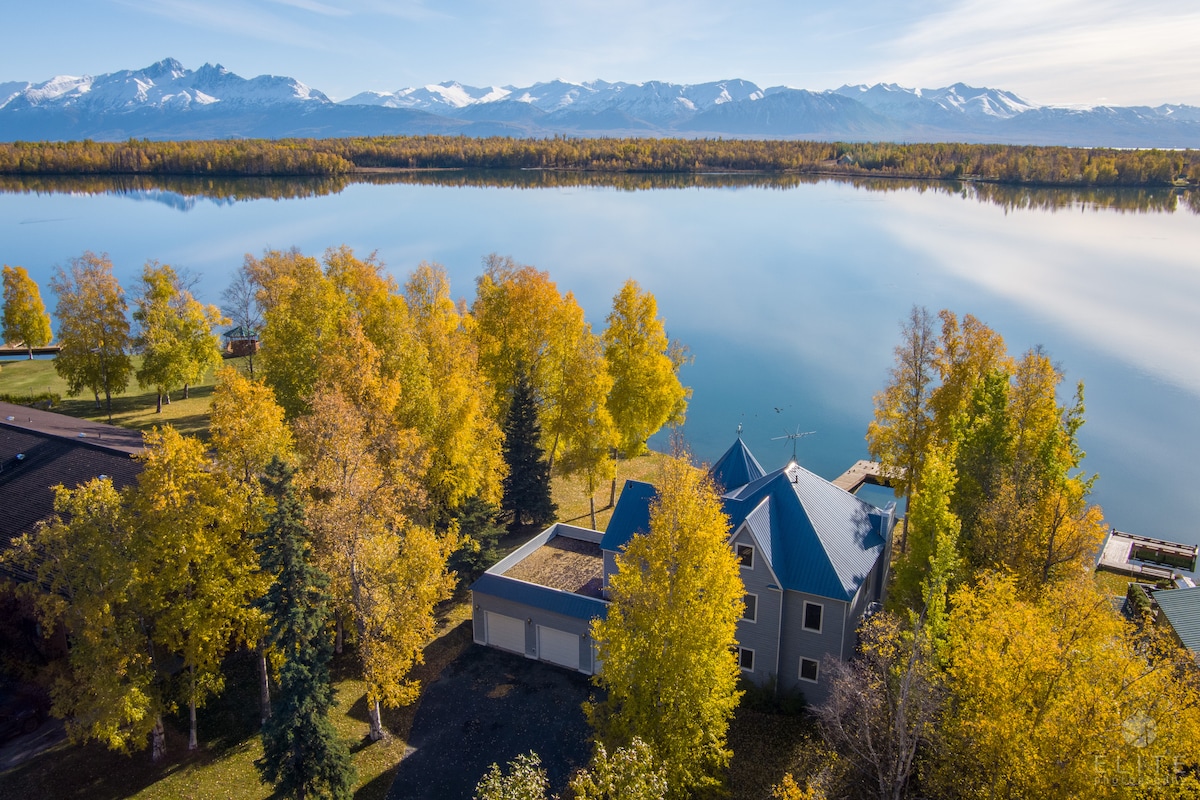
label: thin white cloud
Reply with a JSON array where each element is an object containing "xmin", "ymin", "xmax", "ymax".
[
  {"xmin": 881, "ymin": 193, "xmax": 1200, "ymax": 398},
  {"xmin": 882, "ymin": 0, "xmax": 1200, "ymax": 104},
  {"xmin": 267, "ymin": 0, "xmax": 351, "ymax": 17}
]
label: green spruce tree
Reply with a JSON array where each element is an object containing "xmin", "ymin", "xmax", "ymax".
[
  {"xmin": 501, "ymin": 369, "xmax": 557, "ymax": 529},
  {"xmin": 256, "ymin": 458, "xmax": 355, "ymax": 800}
]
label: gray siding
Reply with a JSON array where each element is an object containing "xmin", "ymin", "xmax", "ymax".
[
  {"xmin": 602, "ymin": 549, "xmax": 618, "ymax": 595},
  {"xmin": 841, "ymin": 556, "xmax": 884, "ymax": 658},
  {"xmin": 730, "ymin": 528, "xmax": 782, "ymax": 686},
  {"xmin": 778, "ymin": 590, "xmax": 848, "ymax": 705},
  {"xmin": 471, "ymin": 590, "xmax": 598, "ymax": 674}
]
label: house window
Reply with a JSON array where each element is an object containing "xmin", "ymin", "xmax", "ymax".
[
  {"xmin": 802, "ymin": 600, "xmax": 823, "ymax": 633},
  {"xmin": 736, "ymin": 544, "xmax": 755, "ymax": 569},
  {"xmin": 800, "ymin": 657, "xmax": 819, "ymax": 683},
  {"xmin": 739, "ymin": 647, "xmax": 755, "ymax": 672},
  {"xmin": 742, "ymin": 593, "xmax": 757, "ymax": 623}
]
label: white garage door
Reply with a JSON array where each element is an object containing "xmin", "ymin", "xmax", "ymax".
[
  {"xmin": 537, "ymin": 625, "xmax": 580, "ymax": 671},
  {"xmin": 486, "ymin": 612, "xmax": 526, "ymax": 654}
]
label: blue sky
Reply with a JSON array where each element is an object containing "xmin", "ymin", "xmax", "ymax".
[{"xmin": 5, "ymin": 0, "xmax": 1200, "ymax": 106}]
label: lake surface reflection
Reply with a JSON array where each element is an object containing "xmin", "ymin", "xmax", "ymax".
[{"xmin": 2, "ymin": 172, "xmax": 1198, "ymax": 558}]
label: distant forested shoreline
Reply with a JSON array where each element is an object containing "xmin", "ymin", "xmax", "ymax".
[{"xmin": 0, "ymin": 136, "xmax": 1197, "ymax": 188}]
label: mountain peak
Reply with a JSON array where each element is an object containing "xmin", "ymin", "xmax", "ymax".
[{"xmin": 2, "ymin": 62, "xmax": 1196, "ymax": 148}]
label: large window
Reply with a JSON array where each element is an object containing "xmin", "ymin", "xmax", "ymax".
[
  {"xmin": 799, "ymin": 657, "xmax": 819, "ymax": 683},
  {"xmin": 736, "ymin": 543, "xmax": 755, "ymax": 569},
  {"xmin": 802, "ymin": 600, "xmax": 823, "ymax": 633},
  {"xmin": 742, "ymin": 593, "xmax": 757, "ymax": 623},
  {"xmin": 739, "ymin": 647, "xmax": 755, "ymax": 672}
]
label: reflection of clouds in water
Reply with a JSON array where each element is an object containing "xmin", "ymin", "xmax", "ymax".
[{"xmin": 881, "ymin": 194, "xmax": 1200, "ymax": 398}]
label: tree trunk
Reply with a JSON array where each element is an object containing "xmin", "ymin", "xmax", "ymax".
[
  {"xmin": 188, "ymin": 665, "xmax": 198, "ymax": 750},
  {"xmin": 26, "ymin": 346, "xmax": 33, "ymax": 359},
  {"xmin": 367, "ymin": 699, "xmax": 387, "ymax": 741},
  {"xmin": 258, "ymin": 642, "xmax": 271, "ymax": 726},
  {"xmin": 151, "ymin": 715, "xmax": 167, "ymax": 762},
  {"xmin": 183, "ymin": 383, "xmax": 190, "ymax": 400},
  {"xmin": 589, "ymin": 496, "xmax": 597, "ymax": 530},
  {"xmin": 156, "ymin": 392, "xmax": 163, "ymax": 414},
  {"xmin": 335, "ymin": 613, "xmax": 343, "ymax": 655},
  {"xmin": 609, "ymin": 476, "xmax": 617, "ymax": 509},
  {"xmin": 248, "ymin": 355, "xmax": 254, "ymax": 377}
]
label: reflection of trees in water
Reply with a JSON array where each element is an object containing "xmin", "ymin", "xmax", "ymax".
[{"xmin": 0, "ymin": 171, "xmax": 1195, "ymax": 215}]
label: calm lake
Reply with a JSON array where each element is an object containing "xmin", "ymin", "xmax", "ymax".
[{"xmin": 2, "ymin": 173, "xmax": 1198, "ymax": 561}]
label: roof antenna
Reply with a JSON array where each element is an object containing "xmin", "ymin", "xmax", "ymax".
[{"xmin": 771, "ymin": 426, "xmax": 815, "ymax": 463}]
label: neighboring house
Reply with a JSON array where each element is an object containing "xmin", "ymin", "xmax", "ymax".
[
  {"xmin": 472, "ymin": 437, "xmax": 896, "ymax": 704},
  {"xmin": 0, "ymin": 402, "xmax": 143, "ymax": 584},
  {"xmin": 0, "ymin": 402, "xmax": 143, "ymax": 655},
  {"xmin": 221, "ymin": 326, "xmax": 259, "ymax": 358}
]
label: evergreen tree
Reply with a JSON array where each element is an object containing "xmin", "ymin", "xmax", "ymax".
[
  {"xmin": 500, "ymin": 369, "xmax": 556, "ymax": 529},
  {"xmin": 256, "ymin": 459, "xmax": 355, "ymax": 800}
]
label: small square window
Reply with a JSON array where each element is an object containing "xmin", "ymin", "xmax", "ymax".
[
  {"xmin": 742, "ymin": 593, "xmax": 757, "ymax": 623},
  {"xmin": 800, "ymin": 657, "xmax": 819, "ymax": 683},
  {"xmin": 739, "ymin": 647, "xmax": 755, "ymax": 672},
  {"xmin": 736, "ymin": 544, "xmax": 754, "ymax": 569},
  {"xmin": 803, "ymin": 601, "xmax": 823, "ymax": 633}
]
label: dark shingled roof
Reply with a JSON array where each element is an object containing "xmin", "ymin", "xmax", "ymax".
[{"xmin": 0, "ymin": 402, "xmax": 143, "ymax": 582}]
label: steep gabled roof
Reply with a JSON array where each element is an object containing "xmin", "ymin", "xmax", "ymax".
[
  {"xmin": 602, "ymin": 441, "xmax": 892, "ymax": 602},
  {"xmin": 1155, "ymin": 586, "xmax": 1200, "ymax": 656},
  {"xmin": 600, "ymin": 479, "xmax": 657, "ymax": 552},
  {"xmin": 725, "ymin": 463, "xmax": 887, "ymax": 601},
  {"xmin": 709, "ymin": 437, "xmax": 766, "ymax": 492}
]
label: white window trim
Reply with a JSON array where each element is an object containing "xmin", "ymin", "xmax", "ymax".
[
  {"xmin": 737, "ymin": 543, "xmax": 755, "ymax": 570},
  {"xmin": 799, "ymin": 657, "xmax": 820, "ymax": 683},
  {"xmin": 742, "ymin": 592, "xmax": 758, "ymax": 623},
  {"xmin": 802, "ymin": 600, "xmax": 824, "ymax": 633},
  {"xmin": 739, "ymin": 646, "xmax": 756, "ymax": 673}
]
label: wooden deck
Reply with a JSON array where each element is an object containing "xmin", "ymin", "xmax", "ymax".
[
  {"xmin": 832, "ymin": 460, "xmax": 897, "ymax": 493},
  {"xmin": 1096, "ymin": 529, "xmax": 1198, "ymax": 580},
  {"xmin": 0, "ymin": 345, "xmax": 60, "ymax": 357}
]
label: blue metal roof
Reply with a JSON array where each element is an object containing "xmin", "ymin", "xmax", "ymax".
[
  {"xmin": 603, "ymin": 441, "xmax": 891, "ymax": 602},
  {"xmin": 710, "ymin": 437, "xmax": 766, "ymax": 493},
  {"xmin": 471, "ymin": 573, "xmax": 610, "ymax": 621},
  {"xmin": 600, "ymin": 479, "xmax": 657, "ymax": 551}
]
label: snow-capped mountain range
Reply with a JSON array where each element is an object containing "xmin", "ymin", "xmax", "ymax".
[{"xmin": 2, "ymin": 58, "xmax": 1197, "ymax": 148}]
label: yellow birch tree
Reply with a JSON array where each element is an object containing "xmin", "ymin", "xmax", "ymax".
[{"xmin": 589, "ymin": 452, "xmax": 743, "ymax": 798}]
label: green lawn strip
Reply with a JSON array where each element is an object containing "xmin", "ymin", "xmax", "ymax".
[{"xmin": 0, "ymin": 356, "xmax": 252, "ymax": 439}]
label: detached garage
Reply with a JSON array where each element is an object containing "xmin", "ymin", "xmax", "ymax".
[{"xmin": 471, "ymin": 524, "xmax": 608, "ymax": 675}]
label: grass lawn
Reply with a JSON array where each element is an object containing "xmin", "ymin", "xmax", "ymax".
[{"xmin": 0, "ymin": 356, "xmax": 254, "ymax": 439}]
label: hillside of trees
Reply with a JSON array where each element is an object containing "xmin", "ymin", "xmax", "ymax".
[{"xmin": 0, "ymin": 136, "xmax": 1197, "ymax": 189}]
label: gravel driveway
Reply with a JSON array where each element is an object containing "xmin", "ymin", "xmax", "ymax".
[{"xmin": 388, "ymin": 644, "xmax": 595, "ymax": 800}]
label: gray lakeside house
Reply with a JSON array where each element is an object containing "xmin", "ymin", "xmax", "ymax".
[{"xmin": 470, "ymin": 438, "xmax": 896, "ymax": 704}]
